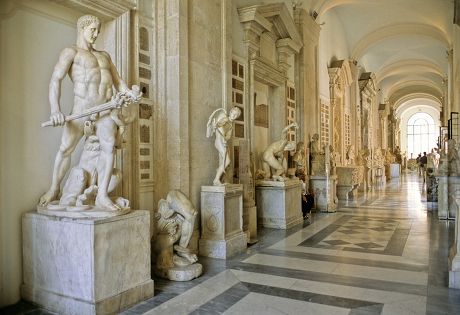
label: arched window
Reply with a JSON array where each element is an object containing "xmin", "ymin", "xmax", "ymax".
[{"xmin": 407, "ymin": 112, "xmax": 436, "ymax": 157}]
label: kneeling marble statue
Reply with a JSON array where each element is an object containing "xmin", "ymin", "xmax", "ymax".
[
  {"xmin": 260, "ymin": 122, "xmax": 298, "ymax": 181},
  {"xmin": 153, "ymin": 190, "xmax": 202, "ymax": 281}
]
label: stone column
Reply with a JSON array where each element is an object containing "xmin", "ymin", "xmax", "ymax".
[
  {"xmin": 453, "ymin": 25, "xmax": 460, "ymax": 114},
  {"xmin": 294, "ymin": 9, "xmax": 320, "ymax": 142}
]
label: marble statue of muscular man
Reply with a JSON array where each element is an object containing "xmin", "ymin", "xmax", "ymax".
[{"xmin": 39, "ymin": 15, "xmax": 138, "ymax": 211}]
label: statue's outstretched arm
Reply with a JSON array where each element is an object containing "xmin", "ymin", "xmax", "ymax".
[{"xmin": 280, "ymin": 122, "xmax": 298, "ymax": 139}]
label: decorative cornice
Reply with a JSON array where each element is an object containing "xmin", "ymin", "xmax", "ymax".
[
  {"xmin": 50, "ymin": 0, "xmax": 136, "ymax": 20},
  {"xmin": 251, "ymin": 56, "xmax": 285, "ymax": 87},
  {"xmin": 358, "ymin": 72, "xmax": 377, "ymax": 99},
  {"xmin": 329, "ymin": 60, "xmax": 353, "ymax": 100},
  {"xmin": 238, "ymin": 2, "xmax": 303, "ymax": 68}
]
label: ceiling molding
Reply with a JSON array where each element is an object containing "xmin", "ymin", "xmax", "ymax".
[
  {"xmin": 351, "ymin": 23, "xmax": 451, "ymax": 60},
  {"xmin": 387, "ymin": 80, "xmax": 443, "ymax": 100},
  {"xmin": 313, "ymin": 0, "xmax": 364, "ymax": 18},
  {"xmin": 49, "ymin": 0, "xmax": 136, "ymax": 20},
  {"xmin": 389, "ymin": 84, "xmax": 443, "ymax": 106},
  {"xmin": 376, "ymin": 59, "xmax": 445, "ymax": 84},
  {"xmin": 394, "ymin": 94, "xmax": 442, "ymax": 118}
]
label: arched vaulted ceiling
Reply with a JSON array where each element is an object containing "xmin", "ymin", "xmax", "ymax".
[{"xmin": 308, "ymin": 0, "xmax": 454, "ymax": 116}]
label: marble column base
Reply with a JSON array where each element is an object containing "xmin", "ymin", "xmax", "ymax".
[
  {"xmin": 309, "ymin": 175, "xmax": 337, "ymax": 212},
  {"xmin": 255, "ymin": 179, "xmax": 303, "ymax": 229},
  {"xmin": 247, "ymin": 204, "xmax": 258, "ymax": 244},
  {"xmin": 21, "ymin": 211, "xmax": 154, "ymax": 315},
  {"xmin": 199, "ymin": 185, "xmax": 247, "ymax": 259}
]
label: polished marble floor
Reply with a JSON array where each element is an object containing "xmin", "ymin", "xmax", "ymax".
[{"xmin": 2, "ymin": 172, "xmax": 460, "ymax": 314}]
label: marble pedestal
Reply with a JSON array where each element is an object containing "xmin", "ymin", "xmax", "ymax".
[
  {"xmin": 336, "ymin": 166, "xmax": 363, "ymax": 201},
  {"xmin": 449, "ymin": 199, "xmax": 460, "ymax": 288},
  {"xmin": 199, "ymin": 185, "xmax": 247, "ymax": 259},
  {"xmin": 255, "ymin": 179, "xmax": 303, "ymax": 229},
  {"xmin": 246, "ymin": 203, "xmax": 258, "ymax": 244},
  {"xmin": 390, "ymin": 163, "xmax": 400, "ymax": 178},
  {"xmin": 436, "ymin": 175, "xmax": 448, "ymax": 219},
  {"xmin": 21, "ymin": 211, "xmax": 154, "ymax": 315},
  {"xmin": 309, "ymin": 175, "xmax": 337, "ymax": 212},
  {"xmin": 426, "ymin": 174, "xmax": 438, "ymax": 202},
  {"xmin": 448, "ymin": 177, "xmax": 459, "ymax": 219}
]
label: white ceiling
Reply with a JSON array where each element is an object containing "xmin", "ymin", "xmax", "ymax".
[{"xmin": 308, "ymin": 0, "xmax": 454, "ymax": 113}]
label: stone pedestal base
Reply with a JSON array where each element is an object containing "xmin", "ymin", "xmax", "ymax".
[
  {"xmin": 337, "ymin": 185, "xmax": 354, "ymax": 200},
  {"xmin": 437, "ymin": 175, "xmax": 448, "ymax": 219},
  {"xmin": 390, "ymin": 163, "xmax": 400, "ymax": 178},
  {"xmin": 309, "ymin": 175, "xmax": 337, "ymax": 212},
  {"xmin": 199, "ymin": 185, "xmax": 247, "ymax": 259},
  {"xmin": 21, "ymin": 211, "xmax": 154, "ymax": 315},
  {"xmin": 448, "ymin": 176, "xmax": 459, "ymax": 219},
  {"xmin": 255, "ymin": 179, "xmax": 303, "ymax": 229},
  {"xmin": 154, "ymin": 263, "xmax": 202, "ymax": 282},
  {"xmin": 449, "ymin": 246, "xmax": 460, "ymax": 288},
  {"xmin": 426, "ymin": 174, "xmax": 438, "ymax": 202}
]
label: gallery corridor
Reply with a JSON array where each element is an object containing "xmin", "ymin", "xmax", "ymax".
[{"xmin": 4, "ymin": 173, "xmax": 460, "ymax": 315}]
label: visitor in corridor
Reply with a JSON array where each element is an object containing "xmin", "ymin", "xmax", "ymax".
[
  {"xmin": 299, "ymin": 174, "xmax": 314, "ymax": 220},
  {"xmin": 416, "ymin": 153, "xmax": 422, "ymax": 175},
  {"xmin": 420, "ymin": 152, "xmax": 428, "ymax": 183}
]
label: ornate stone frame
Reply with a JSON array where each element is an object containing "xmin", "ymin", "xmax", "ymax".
[
  {"xmin": 328, "ymin": 60, "xmax": 353, "ymax": 165},
  {"xmin": 238, "ymin": 2, "xmax": 302, "ymax": 152}
]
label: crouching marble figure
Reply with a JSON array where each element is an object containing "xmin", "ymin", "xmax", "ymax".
[
  {"xmin": 153, "ymin": 190, "xmax": 202, "ymax": 281},
  {"xmin": 37, "ymin": 14, "xmax": 141, "ymax": 218},
  {"xmin": 260, "ymin": 122, "xmax": 298, "ymax": 181}
]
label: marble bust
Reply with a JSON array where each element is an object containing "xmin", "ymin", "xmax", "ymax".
[
  {"xmin": 206, "ymin": 107, "xmax": 241, "ymax": 185},
  {"xmin": 37, "ymin": 15, "xmax": 141, "ymax": 217},
  {"xmin": 152, "ymin": 190, "xmax": 202, "ymax": 281},
  {"xmin": 260, "ymin": 122, "xmax": 298, "ymax": 181}
]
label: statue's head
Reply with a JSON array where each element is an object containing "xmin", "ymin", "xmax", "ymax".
[
  {"xmin": 296, "ymin": 141, "xmax": 304, "ymax": 151},
  {"xmin": 77, "ymin": 15, "xmax": 101, "ymax": 44},
  {"xmin": 229, "ymin": 106, "xmax": 242, "ymax": 121},
  {"xmin": 312, "ymin": 133, "xmax": 319, "ymax": 141}
]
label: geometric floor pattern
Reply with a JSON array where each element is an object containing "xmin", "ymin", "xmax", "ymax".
[
  {"xmin": 300, "ymin": 215, "xmax": 411, "ymax": 255},
  {"xmin": 2, "ymin": 173, "xmax": 460, "ymax": 315}
]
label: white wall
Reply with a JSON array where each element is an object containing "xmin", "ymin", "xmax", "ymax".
[
  {"xmin": 0, "ymin": 2, "xmax": 80, "ymax": 305},
  {"xmin": 317, "ymin": 10, "xmax": 350, "ymax": 99}
]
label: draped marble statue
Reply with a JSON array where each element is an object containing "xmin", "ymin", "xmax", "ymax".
[
  {"xmin": 310, "ymin": 133, "xmax": 326, "ymax": 175},
  {"xmin": 206, "ymin": 107, "xmax": 241, "ymax": 185},
  {"xmin": 153, "ymin": 190, "xmax": 202, "ymax": 281},
  {"xmin": 37, "ymin": 15, "xmax": 141, "ymax": 217},
  {"xmin": 292, "ymin": 141, "xmax": 307, "ymax": 176},
  {"xmin": 345, "ymin": 145, "xmax": 356, "ymax": 166}
]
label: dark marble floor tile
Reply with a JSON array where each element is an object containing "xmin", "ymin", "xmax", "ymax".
[
  {"xmin": 232, "ymin": 262, "xmax": 427, "ymax": 296},
  {"xmin": 242, "ymin": 282, "xmax": 382, "ymax": 312},
  {"xmin": 0, "ymin": 301, "xmax": 41, "ymax": 315}
]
